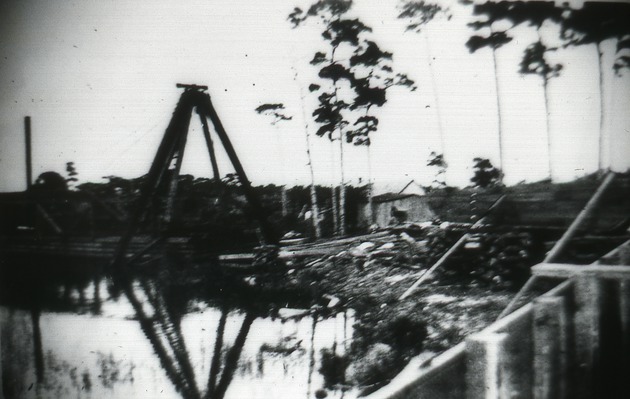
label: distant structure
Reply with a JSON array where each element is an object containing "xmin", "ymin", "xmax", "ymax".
[{"xmin": 364, "ymin": 180, "xmax": 435, "ymax": 227}]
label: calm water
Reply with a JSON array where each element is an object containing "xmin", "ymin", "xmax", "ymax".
[{"xmin": 0, "ymin": 261, "xmax": 356, "ymax": 399}]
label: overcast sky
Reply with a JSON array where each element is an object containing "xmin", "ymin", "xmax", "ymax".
[{"xmin": 1, "ymin": 0, "xmax": 629, "ymax": 193}]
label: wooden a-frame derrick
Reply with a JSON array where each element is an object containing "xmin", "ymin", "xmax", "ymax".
[{"xmin": 111, "ymin": 84, "xmax": 278, "ymax": 271}]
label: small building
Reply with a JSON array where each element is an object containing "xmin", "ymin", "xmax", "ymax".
[{"xmin": 364, "ymin": 181, "xmax": 436, "ymax": 227}]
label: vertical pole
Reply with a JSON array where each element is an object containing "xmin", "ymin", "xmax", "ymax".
[
  {"xmin": 573, "ymin": 274, "xmax": 604, "ymax": 399},
  {"xmin": 532, "ymin": 296, "xmax": 569, "ymax": 399},
  {"xmin": 25, "ymin": 116, "xmax": 32, "ymax": 190},
  {"xmin": 0, "ymin": 311, "xmax": 2, "ymax": 398},
  {"xmin": 92, "ymin": 274, "xmax": 102, "ymax": 315},
  {"xmin": 31, "ymin": 308, "xmax": 44, "ymax": 384},
  {"xmin": 620, "ymin": 280, "xmax": 630, "ymax": 394}
]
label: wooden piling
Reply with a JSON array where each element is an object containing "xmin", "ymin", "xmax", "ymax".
[
  {"xmin": 532, "ymin": 296, "xmax": 569, "ymax": 399},
  {"xmin": 618, "ymin": 279, "xmax": 630, "ymax": 395},
  {"xmin": 465, "ymin": 332, "xmax": 509, "ymax": 399},
  {"xmin": 572, "ymin": 274, "xmax": 604, "ymax": 399}
]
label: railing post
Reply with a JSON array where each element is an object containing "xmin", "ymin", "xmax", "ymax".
[
  {"xmin": 532, "ymin": 296, "xmax": 569, "ymax": 399},
  {"xmin": 466, "ymin": 332, "xmax": 509, "ymax": 399},
  {"xmin": 618, "ymin": 280, "xmax": 630, "ymax": 394},
  {"xmin": 572, "ymin": 274, "xmax": 604, "ymax": 399}
]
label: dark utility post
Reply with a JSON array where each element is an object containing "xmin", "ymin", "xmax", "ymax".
[{"xmin": 25, "ymin": 116, "xmax": 32, "ymax": 189}]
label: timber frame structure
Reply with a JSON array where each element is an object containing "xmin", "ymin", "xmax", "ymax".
[
  {"xmin": 366, "ymin": 240, "xmax": 630, "ymax": 399},
  {"xmin": 111, "ymin": 84, "xmax": 277, "ymax": 270}
]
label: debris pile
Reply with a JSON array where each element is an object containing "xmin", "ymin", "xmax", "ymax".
[
  {"xmin": 443, "ymin": 230, "xmax": 540, "ymax": 289},
  {"xmin": 256, "ymin": 224, "xmax": 531, "ymax": 394},
  {"xmin": 296, "ymin": 224, "xmax": 542, "ymax": 291}
]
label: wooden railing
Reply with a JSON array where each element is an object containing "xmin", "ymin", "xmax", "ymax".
[{"xmin": 366, "ymin": 261, "xmax": 630, "ymax": 399}]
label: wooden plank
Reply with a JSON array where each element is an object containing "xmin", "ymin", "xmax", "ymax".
[
  {"xmin": 466, "ymin": 332, "xmax": 509, "ymax": 399},
  {"xmin": 496, "ymin": 276, "xmax": 539, "ymax": 320},
  {"xmin": 595, "ymin": 239, "xmax": 630, "ymax": 265},
  {"xmin": 35, "ymin": 204, "xmax": 63, "ymax": 235},
  {"xmin": 532, "ymin": 263, "xmax": 630, "ymax": 280},
  {"xmin": 399, "ymin": 233, "xmax": 469, "ymax": 300},
  {"xmin": 498, "ymin": 172, "xmax": 616, "ymax": 319},
  {"xmin": 532, "ymin": 296, "xmax": 569, "ymax": 399},
  {"xmin": 544, "ymin": 172, "xmax": 615, "ymax": 263},
  {"xmin": 399, "ymin": 196, "xmax": 507, "ymax": 301},
  {"xmin": 364, "ymin": 343, "xmax": 467, "ymax": 399}
]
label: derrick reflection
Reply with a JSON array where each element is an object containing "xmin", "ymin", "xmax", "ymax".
[
  {"xmin": 1, "ymin": 257, "xmax": 354, "ymax": 399},
  {"xmin": 113, "ymin": 260, "xmax": 255, "ymax": 399}
]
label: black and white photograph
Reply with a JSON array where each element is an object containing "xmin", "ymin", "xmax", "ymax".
[{"xmin": 1, "ymin": 1, "xmax": 629, "ymax": 398}]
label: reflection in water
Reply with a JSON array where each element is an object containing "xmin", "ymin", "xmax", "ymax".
[
  {"xmin": 119, "ymin": 275, "xmax": 200, "ymax": 399},
  {"xmin": 207, "ymin": 307, "xmax": 228, "ymax": 395},
  {"xmin": 210, "ymin": 312, "xmax": 255, "ymax": 399},
  {"xmin": 30, "ymin": 309, "xmax": 44, "ymax": 385},
  {"xmin": 1, "ymin": 260, "xmax": 357, "ymax": 399}
]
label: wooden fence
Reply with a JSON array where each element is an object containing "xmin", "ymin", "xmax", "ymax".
[{"xmin": 366, "ymin": 259, "xmax": 630, "ymax": 398}]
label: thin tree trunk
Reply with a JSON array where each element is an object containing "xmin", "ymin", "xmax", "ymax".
[
  {"xmin": 338, "ymin": 129, "xmax": 346, "ymax": 236},
  {"xmin": 330, "ymin": 139, "xmax": 339, "ymax": 236},
  {"xmin": 327, "ymin": 41, "xmax": 345, "ymax": 237},
  {"xmin": 92, "ymin": 274, "xmax": 102, "ymax": 314},
  {"xmin": 491, "ymin": 46, "xmax": 505, "ymax": 178},
  {"xmin": 274, "ymin": 127, "xmax": 289, "ymax": 217},
  {"xmin": 280, "ymin": 187, "xmax": 288, "ymax": 217},
  {"xmin": 542, "ymin": 77, "xmax": 553, "ymax": 180},
  {"xmin": 306, "ymin": 315, "xmax": 318, "ymax": 399},
  {"xmin": 308, "ymin": 174, "xmax": 322, "ymax": 239},
  {"xmin": 330, "ymin": 65, "xmax": 345, "ymax": 237},
  {"xmin": 424, "ymin": 33, "xmax": 446, "ymax": 162},
  {"xmin": 295, "ymin": 70, "xmax": 322, "ymax": 239},
  {"xmin": 366, "ymin": 143, "xmax": 374, "ymax": 225},
  {"xmin": 537, "ymin": 30, "xmax": 553, "ymax": 180}
]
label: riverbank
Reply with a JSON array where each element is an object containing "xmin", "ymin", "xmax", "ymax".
[
  {"xmin": 216, "ymin": 226, "xmax": 534, "ymax": 395},
  {"xmin": 2, "ymin": 220, "xmax": 627, "ymax": 397}
]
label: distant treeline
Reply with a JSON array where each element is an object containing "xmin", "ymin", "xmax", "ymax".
[
  {"xmin": 75, "ymin": 174, "xmax": 368, "ymax": 247},
  {"xmin": 3, "ymin": 171, "xmax": 629, "ymax": 252}
]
